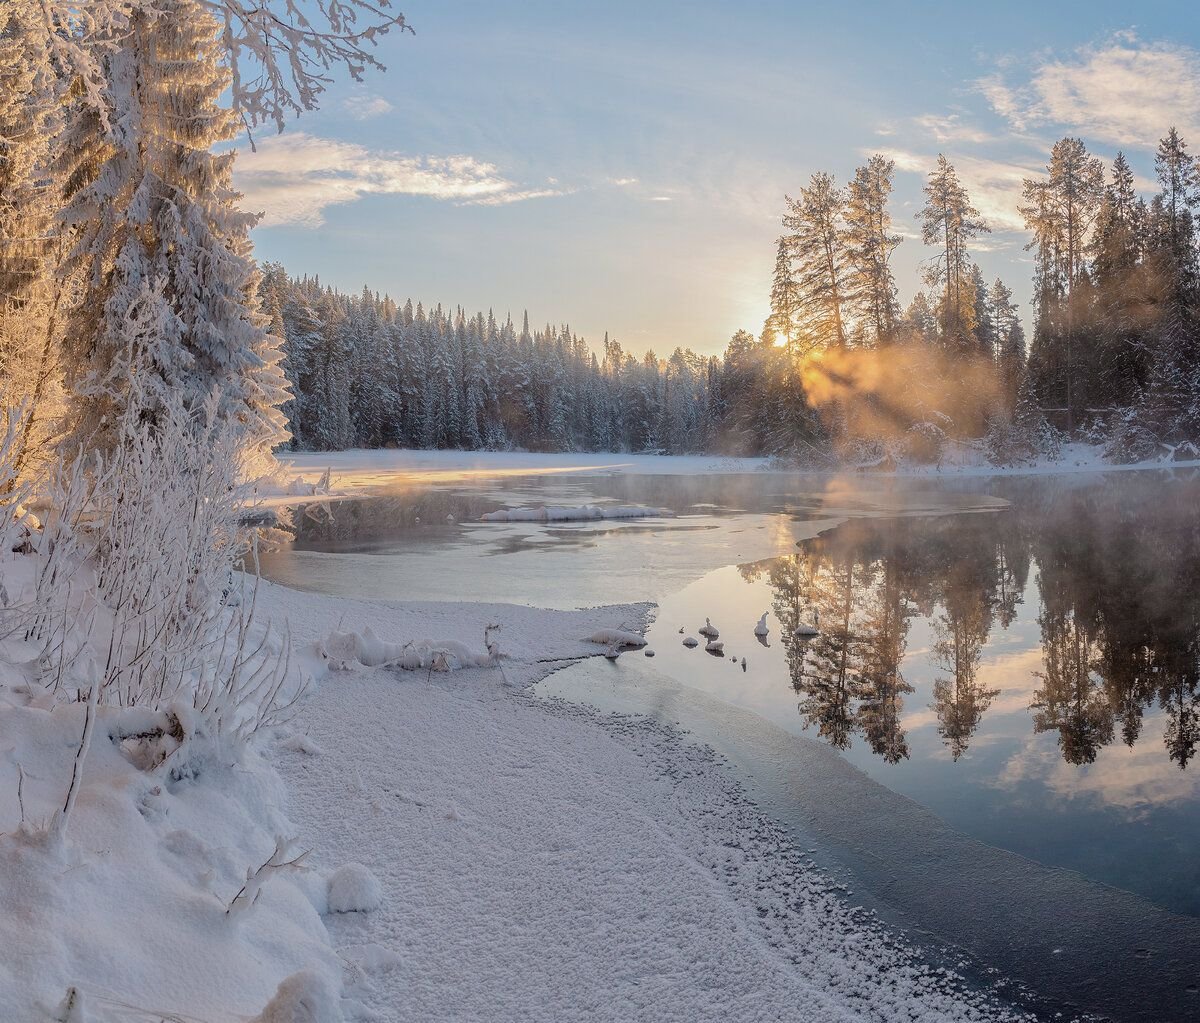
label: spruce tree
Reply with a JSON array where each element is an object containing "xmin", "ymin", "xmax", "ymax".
[{"xmin": 58, "ymin": 0, "xmax": 289, "ymax": 472}]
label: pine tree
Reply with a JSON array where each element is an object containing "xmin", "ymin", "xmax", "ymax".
[
  {"xmin": 58, "ymin": 0, "xmax": 289, "ymax": 472},
  {"xmin": 1019, "ymin": 138, "xmax": 1104, "ymax": 434},
  {"xmin": 783, "ymin": 172, "xmax": 849, "ymax": 351},
  {"xmin": 989, "ymin": 278, "xmax": 1025, "ymax": 411},
  {"xmin": 843, "ymin": 154, "xmax": 901, "ymax": 346},
  {"xmin": 767, "ymin": 236, "xmax": 802, "ymax": 352},
  {"xmin": 918, "ymin": 155, "xmax": 989, "ymax": 354}
]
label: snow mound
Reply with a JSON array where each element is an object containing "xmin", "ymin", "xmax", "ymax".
[
  {"xmin": 345, "ymin": 943, "xmax": 403, "ymax": 975},
  {"xmin": 586, "ymin": 628, "xmax": 646, "ymax": 649},
  {"xmin": 251, "ymin": 969, "xmax": 343, "ymax": 1023},
  {"xmin": 327, "ymin": 863, "xmax": 383, "ymax": 913},
  {"xmin": 279, "ymin": 731, "xmax": 323, "ymax": 756},
  {"xmin": 322, "ymin": 627, "xmax": 496, "ymax": 672},
  {"xmin": 479, "ymin": 504, "xmax": 673, "ymax": 523}
]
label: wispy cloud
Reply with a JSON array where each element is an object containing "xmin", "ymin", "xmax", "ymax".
[
  {"xmin": 978, "ymin": 32, "xmax": 1200, "ymax": 148},
  {"xmin": 461, "ymin": 187, "xmax": 574, "ymax": 207},
  {"xmin": 872, "ymin": 146, "xmax": 1040, "ymax": 232},
  {"xmin": 235, "ymin": 133, "xmax": 564, "ymax": 227},
  {"xmin": 608, "ymin": 176, "xmax": 639, "ymax": 186},
  {"xmin": 343, "ymin": 94, "xmax": 394, "ymax": 121},
  {"xmin": 912, "ymin": 112, "xmax": 995, "ymax": 145}
]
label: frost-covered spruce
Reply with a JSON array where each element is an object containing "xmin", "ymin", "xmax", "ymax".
[{"xmin": 58, "ymin": 0, "xmax": 289, "ymax": 475}]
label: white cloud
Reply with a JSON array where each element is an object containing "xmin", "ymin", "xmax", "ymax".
[
  {"xmin": 872, "ymin": 146, "xmax": 1040, "ymax": 232},
  {"xmin": 912, "ymin": 112, "xmax": 995, "ymax": 145},
  {"xmin": 978, "ymin": 33, "xmax": 1200, "ymax": 147},
  {"xmin": 649, "ymin": 195, "xmax": 673, "ymax": 202},
  {"xmin": 343, "ymin": 94, "xmax": 394, "ymax": 121},
  {"xmin": 461, "ymin": 187, "xmax": 573, "ymax": 207},
  {"xmin": 608, "ymin": 177, "xmax": 638, "ymax": 186},
  {"xmin": 235, "ymin": 133, "xmax": 562, "ymax": 226}
]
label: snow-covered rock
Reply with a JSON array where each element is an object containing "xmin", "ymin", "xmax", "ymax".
[{"xmin": 326, "ymin": 863, "xmax": 383, "ymax": 914}]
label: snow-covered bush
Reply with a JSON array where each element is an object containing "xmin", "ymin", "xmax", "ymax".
[
  {"xmin": 902, "ymin": 420, "xmax": 948, "ymax": 465},
  {"xmin": 1102, "ymin": 408, "xmax": 1160, "ymax": 464},
  {"xmin": 15, "ymin": 395, "xmax": 300, "ymax": 781},
  {"xmin": 984, "ymin": 416, "xmax": 1034, "ymax": 467}
]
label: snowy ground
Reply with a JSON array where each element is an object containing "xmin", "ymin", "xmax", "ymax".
[
  {"xmin": 261, "ymin": 582, "xmax": 1033, "ymax": 1023},
  {"xmin": 10, "ymin": 439, "xmax": 1145, "ymax": 1020},
  {"xmin": 267, "ymin": 444, "xmax": 1200, "ymax": 507}
]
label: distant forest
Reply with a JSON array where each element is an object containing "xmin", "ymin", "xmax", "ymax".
[{"xmin": 265, "ymin": 129, "xmax": 1200, "ymax": 465}]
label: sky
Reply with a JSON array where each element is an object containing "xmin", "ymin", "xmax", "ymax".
[{"xmin": 234, "ymin": 1, "xmax": 1200, "ymax": 357}]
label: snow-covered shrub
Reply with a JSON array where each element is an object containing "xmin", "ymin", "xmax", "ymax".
[
  {"xmin": 326, "ymin": 863, "xmax": 383, "ymax": 913},
  {"xmin": 902, "ymin": 420, "xmax": 948, "ymax": 465},
  {"xmin": 1103, "ymin": 408, "xmax": 1160, "ymax": 464},
  {"xmin": 984, "ymin": 417, "xmax": 1034, "ymax": 467},
  {"xmin": 830, "ymin": 435, "xmax": 892, "ymax": 471},
  {"xmin": 228, "ymin": 836, "xmax": 310, "ymax": 918},
  {"xmin": 15, "ymin": 395, "xmax": 300, "ymax": 778}
]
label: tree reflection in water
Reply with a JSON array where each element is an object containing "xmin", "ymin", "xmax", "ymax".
[{"xmin": 743, "ymin": 474, "xmax": 1200, "ymax": 770}]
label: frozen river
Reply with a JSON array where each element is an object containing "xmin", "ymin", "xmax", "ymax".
[{"xmin": 260, "ymin": 466, "xmax": 1200, "ymax": 1022}]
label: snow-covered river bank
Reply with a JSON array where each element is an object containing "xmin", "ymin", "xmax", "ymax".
[{"xmin": 264, "ymin": 583, "xmax": 1027, "ymax": 1022}]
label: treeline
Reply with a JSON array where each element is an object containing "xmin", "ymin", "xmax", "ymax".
[
  {"xmin": 271, "ymin": 133, "xmax": 1200, "ymax": 464},
  {"xmin": 260, "ymin": 266, "xmax": 726, "ymax": 454},
  {"xmin": 1022, "ymin": 133, "xmax": 1200, "ymax": 459}
]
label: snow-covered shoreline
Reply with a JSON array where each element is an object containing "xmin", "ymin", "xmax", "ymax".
[{"xmin": 258, "ymin": 581, "xmax": 1033, "ymax": 1022}]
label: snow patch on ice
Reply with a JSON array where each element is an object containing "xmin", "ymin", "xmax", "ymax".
[{"xmin": 480, "ymin": 503, "xmax": 674, "ymax": 523}]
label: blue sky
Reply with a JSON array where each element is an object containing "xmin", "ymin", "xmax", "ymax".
[{"xmin": 235, "ymin": 1, "xmax": 1200, "ymax": 356}]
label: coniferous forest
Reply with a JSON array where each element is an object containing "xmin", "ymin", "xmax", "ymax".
[{"xmin": 270, "ymin": 135, "xmax": 1200, "ymax": 466}]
